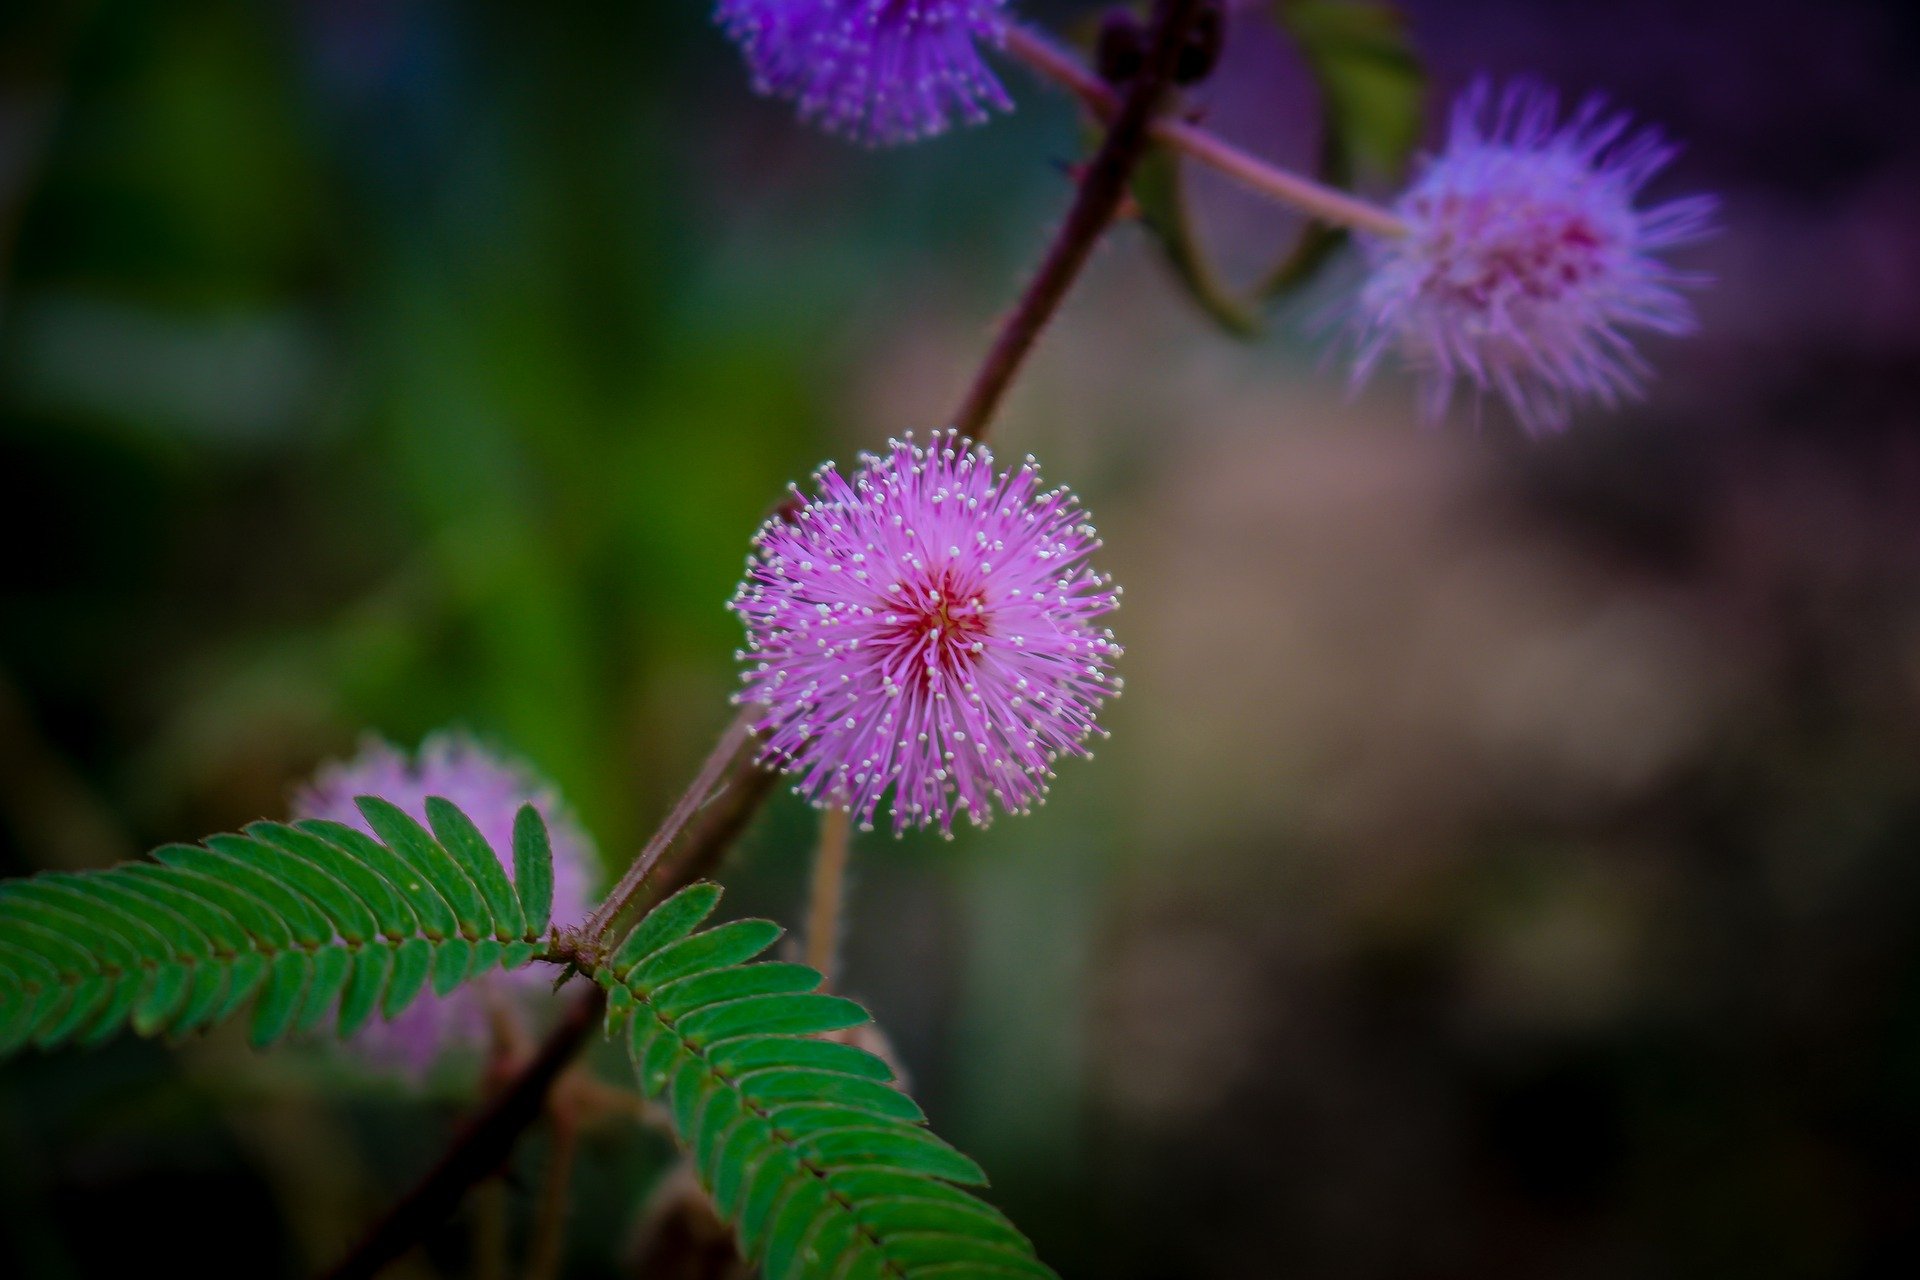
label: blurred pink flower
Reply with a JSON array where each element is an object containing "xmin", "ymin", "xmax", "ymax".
[
  {"xmin": 715, "ymin": 0, "xmax": 1013, "ymax": 145},
  {"xmin": 1351, "ymin": 80, "xmax": 1717, "ymax": 433},
  {"xmin": 292, "ymin": 733, "xmax": 596, "ymax": 1077},
  {"xmin": 732, "ymin": 432, "xmax": 1120, "ymax": 834}
]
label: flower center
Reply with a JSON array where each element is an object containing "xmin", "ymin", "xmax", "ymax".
[{"xmin": 885, "ymin": 566, "xmax": 990, "ymax": 686}]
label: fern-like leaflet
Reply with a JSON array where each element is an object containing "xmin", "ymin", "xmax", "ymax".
[
  {"xmin": 599, "ymin": 883, "xmax": 1058, "ymax": 1280},
  {"xmin": 0, "ymin": 797, "xmax": 556, "ymax": 1054}
]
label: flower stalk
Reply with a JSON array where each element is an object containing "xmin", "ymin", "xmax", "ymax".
[{"xmin": 1000, "ymin": 24, "xmax": 1408, "ymax": 239}]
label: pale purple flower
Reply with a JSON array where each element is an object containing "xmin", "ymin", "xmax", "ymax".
[
  {"xmin": 292, "ymin": 733, "xmax": 597, "ymax": 1076},
  {"xmin": 715, "ymin": 0, "xmax": 1013, "ymax": 146},
  {"xmin": 1350, "ymin": 80, "xmax": 1717, "ymax": 434},
  {"xmin": 732, "ymin": 432, "xmax": 1120, "ymax": 835}
]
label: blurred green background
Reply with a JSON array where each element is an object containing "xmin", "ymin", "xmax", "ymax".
[{"xmin": 5, "ymin": 0, "xmax": 1920, "ymax": 1276}]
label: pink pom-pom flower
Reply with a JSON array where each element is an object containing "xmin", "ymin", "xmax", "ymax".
[
  {"xmin": 715, "ymin": 0, "xmax": 1013, "ymax": 146},
  {"xmin": 732, "ymin": 432, "xmax": 1121, "ymax": 835},
  {"xmin": 292, "ymin": 734, "xmax": 597, "ymax": 1077},
  {"xmin": 1350, "ymin": 80, "xmax": 1717, "ymax": 433}
]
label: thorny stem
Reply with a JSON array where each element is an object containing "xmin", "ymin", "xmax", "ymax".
[
  {"xmin": 950, "ymin": 0, "xmax": 1215, "ymax": 440},
  {"xmin": 579, "ymin": 703, "xmax": 761, "ymax": 945},
  {"xmin": 521, "ymin": 1112, "xmax": 580, "ymax": 1280},
  {"xmin": 803, "ymin": 806, "xmax": 854, "ymax": 985},
  {"xmin": 1000, "ymin": 24, "xmax": 1409, "ymax": 240}
]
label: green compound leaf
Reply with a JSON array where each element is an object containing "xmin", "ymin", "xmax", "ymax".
[
  {"xmin": 0, "ymin": 800, "xmax": 558, "ymax": 1057},
  {"xmin": 600, "ymin": 884, "xmax": 1058, "ymax": 1280}
]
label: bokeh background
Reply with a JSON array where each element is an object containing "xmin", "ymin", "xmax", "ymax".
[{"xmin": 5, "ymin": 1, "xmax": 1920, "ymax": 1276}]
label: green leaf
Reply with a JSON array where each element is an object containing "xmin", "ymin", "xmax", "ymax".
[
  {"xmin": 609, "ymin": 881, "xmax": 722, "ymax": 976},
  {"xmin": 250, "ymin": 950, "xmax": 311, "ymax": 1046},
  {"xmin": 511, "ymin": 805, "xmax": 554, "ymax": 938},
  {"xmin": 677, "ymin": 993, "xmax": 867, "ymax": 1045},
  {"xmin": 654, "ymin": 962, "xmax": 821, "ymax": 1019},
  {"xmin": 354, "ymin": 798, "xmax": 492, "ymax": 940},
  {"xmin": 710, "ymin": 1035, "xmax": 894, "ymax": 1082},
  {"xmin": 336, "ymin": 945, "xmax": 393, "ymax": 1037},
  {"xmin": 384, "ymin": 936, "xmax": 433, "ymax": 1018},
  {"xmin": 297, "ymin": 819, "xmax": 460, "ymax": 941},
  {"xmin": 208, "ymin": 833, "xmax": 377, "ymax": 944},
  {"xmin": 0, "ymin": 797, "xmax": 562, "ymax": 1059},
  {"xmin": 430, "ymin": 937, "xmax": 474, "ymax": 996},
  {"xmin": 248, "ymin": 821, "xmax": 417, "ymax": 940},
  {"xmin": 626, "ymin": 919, "xmax": 782, "ymax": 990},
  {"xmin": 294, "ymin": 946, "xmax": 355, "ymax": 1035},
  {"xmin": 598, "ymin": 896, "xmax": 1054, "ymax": 1280},
  {"xmin": 425, "ymin": 796, "xmax": 525, "ymax": 940}
]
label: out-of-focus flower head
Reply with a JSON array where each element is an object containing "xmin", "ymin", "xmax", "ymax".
[
  {"xmin": 1350, "ymin": 79, "xmax": 1717, "ymax": 433},
  {"xmin": 715, "ymin": 0, "xmax": 1013, "ymax": 146},
  {"xmin": 732, "ymin": 431, "xmax": 1121, "ymax": 835},
  {"xmin": 292, "ymin": 733, "xmax": 597, "ymax": 1077}
]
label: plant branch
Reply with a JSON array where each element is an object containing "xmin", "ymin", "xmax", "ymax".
[
  {"xmin": 803, "ymin": 806, "xmax": 853, "ymax": 985},
  {"xmin": 1000, "ymin": 24, "xmax": 1408, "ymax": 239},
  {"xmin": 318, "ymin": 720, "xmax": 782, "ymax": 1279},
  {"xmin": 579, "ymin": 704, "xmax": 761, "ymax": 944},
  {"xmin": 950, "ymin": 0, "xmax": 1214, "ymax": 440},
  {"xmin": 318, "ymin": 984, "xmax": 608, "ymax": 1280}
]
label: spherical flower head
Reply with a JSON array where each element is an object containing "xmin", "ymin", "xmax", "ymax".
[
  {"xmin": 291, "ymin": 733, "xmax": 597, "ymax": 1077},
  {"xmin": 1350, "ymin": 79, "xmax": 1717, "ymax": 434},
  {"xmin": 731, "ymin": 431, "xmax": 1121, "ymax": 835},
  {"xmin": 715, "ymin": 0, "xmax": 1013, "ymax": 146}
]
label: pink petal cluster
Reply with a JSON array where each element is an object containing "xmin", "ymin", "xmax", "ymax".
[
  {"xmin": 292, "ymin": 733, "xmax": 597, "ymax": 1077},
  {"xmin": 731, "ymin": 432, "xmax": 1121, "ymax": 834},
  {"xmin": 715, "ymin": 0, "xmax": 1013, "ymax": 146},
  {"xmin": 1351, "ymin": 80, "xmax": 1717, "ymax": 433}
]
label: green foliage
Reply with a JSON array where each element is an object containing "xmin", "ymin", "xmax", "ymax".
[
  {"xmin": 1135, "ymin": 0, "xmax": 1427, "ymax": 331},
  {"xmin": 601, "ymin": 884, "xmax": 1058, "ymax": 1280},
  {"xmin": 0, "ymin": 800, "xmax": 555, "ymax": 1055}
]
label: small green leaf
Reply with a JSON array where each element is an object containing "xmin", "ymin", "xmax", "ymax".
[
  {"xmin": 171, "ymin": 964, "xmax": 230, "ymax": 1036},
  {"xmin": 78, "ymin": 977, "xmax": 142, "ymax": 1046},
  {"xmin": 383, "ymin": 936, "xmax": 433, "ymax": 1018},
  {"xmin": 211, "ymin": 952, "xmax": 269, "ymax": 1025},
  {"xmin": 337, "ymin": 945, "xmax": 393, "ymax": 1037},
  {"xmin": 298, "ymin": 819, "xmax": 459, "ymax": 941},
  {"xmin": 677, "ymin": 993, "xmax": 867, "ymax": 1045},
  {"xmin": 743, "ymin": 1069, "xmax": 923, "ymax": 1123},
  {"xmin": 355, "ymin": 798, "xmax": 492, "ymax": 940},
  {"xmin": 796, "ymin": 1128, "xmax": 987, "ymax": 1185},
  {"xmin": 709, "ymin": 1034, "xmax": 895, "ymax": 1081},
  {"xmin": 654, "ymin": 962, "xmax": 821, "ymax": 1018},
  {"xmin": 248, "ymin": 821, "xmax": 417, "ymax": 941},
  {"xmin": 511, "ymin": 805, "xmax": 554, "ymax": 938},
  {"xmin": 35, "ymin": 977, "xmax": 108, "ymax": 1046},
  {"xmin": 294, "ymin": 946, "xmax": 355, "ymax": 1034},
  {"xmin": 626, "ymin": 919, "xmax": 782, "ymax": 991},
  {"xmin": 116, "ymin": 865, "xmax": 252, "ymax": 953},
  {"xmin": 250, "ymin": 951, "xmax": 311, "ymax": 1047},
  {"xmin": 156, "ymin": 844, "xmax": 332, "ymax": 948},
  {"xmin": 426, "ymin": 797, "xmax": 524, "ymax": 940},
  {"xmin": 208, "ymin": 833, "xmax": 375, "ymax": 944},
  {"xmin": 609, "ymin": 882, "xmax": 723, "ymax": 976},
  {"xmin": 133, "ymin": 963, "xmax": 192, "ymax": 1035},
  {"xmin": 430, "ymin": 938, "xmax": 473, "ymax": 996},
  {"xmin": 762, "ymin": 1178, "xmax": 834, "ymax": 1280}
]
